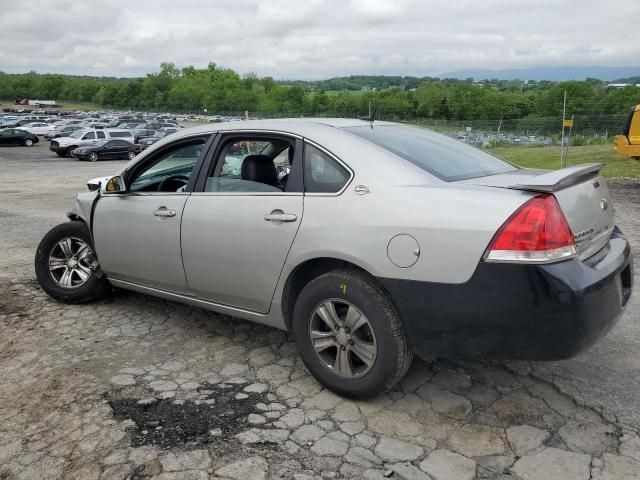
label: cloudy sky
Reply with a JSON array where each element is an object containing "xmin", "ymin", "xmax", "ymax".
[{"xmin": 1, "ymin": 0, "xmax": 638, "ymax": 79}]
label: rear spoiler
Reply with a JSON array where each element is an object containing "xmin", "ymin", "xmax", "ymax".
[{"xmin": 509, "ymin": 163, "xmax": 604, "ymax": 193}]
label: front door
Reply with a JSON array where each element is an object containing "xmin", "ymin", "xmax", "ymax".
[
  {"xmin": 92, "ymin": 136, "xmax": 210, "ymax": 294},
  {"xmin": 182, "ymin": 134, "xmax": 304, "ymax": 313}
]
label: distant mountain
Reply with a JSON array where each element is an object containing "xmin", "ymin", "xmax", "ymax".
[{"xmin": 438, "ymin": 66, "xmax": 640, "ymax": 82}]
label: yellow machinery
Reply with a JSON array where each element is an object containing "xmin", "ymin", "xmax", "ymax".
[{"xmin": 615, "ymin": 105, "xmax": 640, "ymax": 160}]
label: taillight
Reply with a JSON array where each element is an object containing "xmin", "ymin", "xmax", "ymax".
[{"xmin": 484, "ymin": 194, "xmax": 576, "ymax": 263}]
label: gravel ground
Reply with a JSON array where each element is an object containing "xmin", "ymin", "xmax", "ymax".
[{"xmin": 1, "ymin": 142, "xmax": 639, "ymax": 480}]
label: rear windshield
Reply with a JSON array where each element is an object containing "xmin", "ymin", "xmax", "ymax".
[{"xmin": 344, "ymin": 125, "xmax": 517, "ymax": 181}]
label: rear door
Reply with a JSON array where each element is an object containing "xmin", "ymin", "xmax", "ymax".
[{"xmin": 181, "ymin": 133, "xmax": 304, "ymax": 312}]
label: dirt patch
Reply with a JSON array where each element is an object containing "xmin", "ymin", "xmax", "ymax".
[{"xmin": 107, "ymin": 383, "xmax": 268, "ymax": 449}]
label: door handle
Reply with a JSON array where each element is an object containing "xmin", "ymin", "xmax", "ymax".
[
  {"xmin": 264, "ymin": 212, "xmax": 297, "ymax": 222},
  {"xmin": 154, "ymin": 207, "xmax": 176, "ymax": 217}
]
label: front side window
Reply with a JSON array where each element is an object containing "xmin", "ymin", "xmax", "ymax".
[
  {"xmin": 129, "ymin": 139, "xmax": 206, "ymax": 192},
  {"xmin": 344, "ymin": 125, "xmax": 517, "ymax": 182},
  {"xmin": 83, "ymin": 132, "xmax": 96, "ymax": 140},
  {"xmin": 205, "ymin": 137, "xmax": 297, "ymax": 193},
  {"xmin": 303, "ymin": 144, "xmax": 350, "ymax": 193}
]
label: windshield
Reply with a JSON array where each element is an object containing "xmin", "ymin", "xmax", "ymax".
[
  {"xmin": 344, "ymin": 125, "xmax": 518, "ymax": 182},
  {"xmin": 68, "ymin": 130, "xmax": 89, "ymax": 139}
]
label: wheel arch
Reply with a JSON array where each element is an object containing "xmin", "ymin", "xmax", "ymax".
[{"xmin": 281, "ymin": 256, "xmax": 392, "ymax": 332}]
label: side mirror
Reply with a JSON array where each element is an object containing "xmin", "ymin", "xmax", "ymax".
[{"xmin": 101, "ymin": 175, "xmax": 126, "ymax": 194}]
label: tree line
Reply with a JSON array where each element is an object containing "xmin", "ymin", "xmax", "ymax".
[{"xmin": 1, "ymin": 63, "xmax": 639, "ymax": 119}]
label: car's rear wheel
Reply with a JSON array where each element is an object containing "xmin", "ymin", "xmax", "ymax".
[
  {"xmin": 35, "ymin": 222, "xmax": 110, "ymax": 304},
  {"xmin": 89, "ymin": 152, "xmax": 98, "ymax": 162},
  {"xmin": 127, "ymin": 151, "xmax": 136, "ymax": 160},
  {"xmin": 292, "ymin": 269, "xmax": 412, "ymax": 399},
  {"xmin": 24, "ymin": 138, "xmax": 33, "ymax": 147}
]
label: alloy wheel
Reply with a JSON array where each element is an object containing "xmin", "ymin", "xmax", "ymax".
[
  {"xmin": 89, "ymin": 152, "xmax": 98, "ymax": 162},
  {"xmin": 128, "ymin": 151, "xmax": 136, "ymax": 160},
  {"xmin": 24, "ymin": 139, "xmax": 33, "ymax": 146},
  {"xmin": 48, "ymin": 237, "xmax": 97, "ymax": 289},
  {"xmin": 308, "ymin": 299, "xmax": 377, "ymax": 378}
]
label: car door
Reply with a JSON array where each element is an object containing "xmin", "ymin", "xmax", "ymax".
[
  {"xmin": 181, "ymin": 133, "xmax": 304, "ymax": 313},
  {"xmin": 92, "ymin": 135, "xmax": 211, "ymax": 294},
  {"xmin": 0, "ymin": 130, "xmax": 11, "ymax": 145}
]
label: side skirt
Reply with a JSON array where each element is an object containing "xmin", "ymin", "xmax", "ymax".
[{"xmin": 108, "ymin": 278, "xmax": 287, "ymax": 330}]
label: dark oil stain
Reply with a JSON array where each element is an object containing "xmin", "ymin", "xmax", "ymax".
[{"xmin": 107, "ymin": 382, "xmax": 267, "ymax": 449}]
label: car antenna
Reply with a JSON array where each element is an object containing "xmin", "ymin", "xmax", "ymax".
[{"xmin": 359, "ymin": 106, "xmax": 378, "ymax": 128}]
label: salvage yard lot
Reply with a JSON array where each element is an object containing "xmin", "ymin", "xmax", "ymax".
[{"xmin": 1, "ymin": 143, "xmax": 640, "ymax": 479}]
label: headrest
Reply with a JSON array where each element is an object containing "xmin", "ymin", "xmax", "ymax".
[{"xmin": 241, "ymin": 155, "xmax": 277, "ymax": 186}]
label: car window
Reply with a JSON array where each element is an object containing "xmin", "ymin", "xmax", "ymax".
[
  {"xmin": 83, "ymin": 132, "xmax": 96, "ymax": 140},
  {"xmin": 344, "ymin": 125, "xmax": 517, "ymax": 182},
  {"xmin": 303, "ymin": 144, "xmax": 350, "ymax": 193},
  {"xmin": 205, "ymin": 138, "xmax": 296, "ymax": 193},
  {"xmin": 96, "ymin": 131, "xmax": 106, "ymax": 139},
  {"xmin": 129, "ymin": 140, "xmax": 205, "ymax": 193},
  {"xmin": 109, "ymin": 131, "xmax": 132, "ymax": 138}
]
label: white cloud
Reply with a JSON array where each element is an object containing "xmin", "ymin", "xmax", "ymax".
[{"xmin": 0, "ymin": 0, "xmax": 638, "ymax": 78}]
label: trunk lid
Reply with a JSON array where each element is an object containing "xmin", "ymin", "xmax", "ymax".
[{"xmin": 462, "ymin": 164, "xmax": 616, "ymax": 260}]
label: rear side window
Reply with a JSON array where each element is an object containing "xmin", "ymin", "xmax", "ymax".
[
  {"xmin": 304, "ymin": 144, "xmax": 350, "ymax": 193},
  {"xmin": 344, "ymin": 125, "xmax": 517, "ymax": 182},
  {"xmin": 110, "ymin": 131, "xmax": 132, "ymax": 138}
]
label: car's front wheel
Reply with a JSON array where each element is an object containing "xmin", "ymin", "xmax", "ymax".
[
  {"xmin": 292, "ymin": 269, "xmax": 412, "ymax": 399},
  {"xmin": 89, "ymin": 152, "xmax": 98, "ymax": 162},
  {"xmin": 127, "ymin": 151, "xmax": 136, "ymax": 160},
  {"xmin": 35, "ymin": 221, "xmax": 110, "ymax": 303},
  {"xmin": 24, "ymin": 138, "xmax": 34, "ymax": 147},
  {"xmin": 66, "ymin": 146, "xmax": 76, "ymax": 158}
]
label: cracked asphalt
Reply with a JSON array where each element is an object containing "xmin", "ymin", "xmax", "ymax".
[{"xmin": 1, "ymin": 142, "xmax": 639, "ymax": 480}]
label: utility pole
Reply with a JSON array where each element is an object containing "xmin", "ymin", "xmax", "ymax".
[{"xmin": 560, "ymin": 90, "xmax": 567, "ymax": 167}]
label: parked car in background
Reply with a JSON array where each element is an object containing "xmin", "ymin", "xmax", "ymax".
[
  {"xmin": 0, "ymin": 128, "xmax": 39, "ymax": 146},
  {"xmin": 137, "ymin": 128, "xmax": 180, "ymax": 149},
  {"xmin": 71, "ymin": 139, "xmax": 141, "ymax": 161},
  {"xmin": 50, "ymin": 129, "xmax": 134, "ymax": 157},
  {"xmin": 132, "ymin": 128, "xmax": 158, "ymax": 143},
  {"xmin": 45, "ymin": 125, "xmax": 83, "ymax": 140},
  {"xmin": 17, "ymin": 122, "xmax": 55, "ymax": 136},
  {"xmin": 33, "ymin": 119, "xmax": 633, "ymax": 399}
]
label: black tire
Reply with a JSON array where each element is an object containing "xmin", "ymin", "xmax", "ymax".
[
  {"xmin": 89, "ymin": 152, "xmax": 98, "ymax": 162},
  {"xmin": 127, "ymin": 151, "xmax": 137, "ymax": 160},
  {"xmin": 55, "ymin": 152, "xmax": 65, "ymax": 157},
  {"xmin": 66, "ymin": 146, "xmax": 76, "ymax": 158},
  {"xmin": 292, "ymin": 269, "xmax": 412, "ymax": 399},
  {"xmin": 24, "ymin": 138, "xmax": 34, "ymax": 147},
  {"xmin": 35, "ymin": 221, "xmax": 110, "ymax": 304}
]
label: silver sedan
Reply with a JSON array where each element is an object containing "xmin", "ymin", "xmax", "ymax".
[{"xmin": 35, "ymin": 119, "xmax": 633, "ymax": 399}]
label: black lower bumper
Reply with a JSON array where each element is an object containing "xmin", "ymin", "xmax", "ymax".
[{"xmin": 379, "ymin": 229, "xmax": 633, "ymax": 361}]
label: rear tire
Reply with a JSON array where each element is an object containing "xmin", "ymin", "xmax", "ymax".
[
  {"xmin": 24, "ymin": 139, "xmax": 33, "ymax": 147},
  {"xmin": 35, "ymin": 221, "xmax": 110, "ymax": 304},
  {"xmin": 292, "ymin": 269, "xmax": 412, "ymax": 399}
]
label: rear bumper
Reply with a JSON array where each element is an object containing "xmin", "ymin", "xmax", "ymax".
[{"xmin": 379, "ymin": 228, "xmax": 633, "ymax": 361}]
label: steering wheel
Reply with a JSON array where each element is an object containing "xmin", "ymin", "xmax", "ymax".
[{"xmin": 157, "ymin": 175, "xmax": 189, "ymax": 192}]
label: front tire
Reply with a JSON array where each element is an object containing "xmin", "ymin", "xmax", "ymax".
[
  {"xmin": 89, "ymin": 152, "xmax": 98, "ymax": 162},
  {"xmin": 127, "ymin": 151, "xmax": 136, "ymax": 160},
  {"xmin": 35, "ymin": 222, "xmax": 110, "ymax": 303},
  {"xmin": 292, "ymin": 269, "xmax": 412, "ymax": 399}
]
